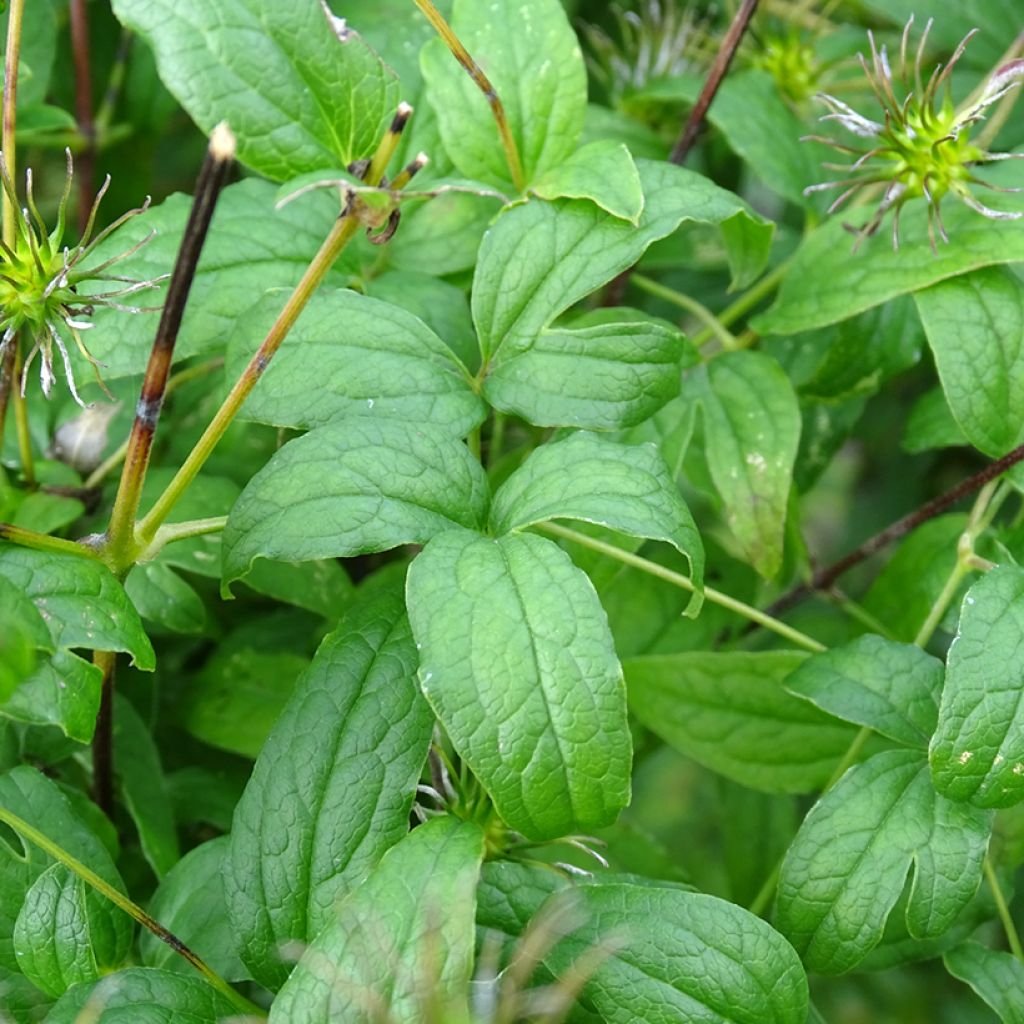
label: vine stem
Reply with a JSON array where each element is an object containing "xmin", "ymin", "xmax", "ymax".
[
  {"xmin": 538, "ymin": 522, "xmax": 826, "ymax": 653},
  {"xmin": 632, "ymin": 274, "xmax": 738, "ymax": 350},
  {"xmin": 0, "ymin": 804, "xmax": 265, "ymax": 1018},
  {"xmin": 91, "ymin": 650, "xmax": 116, "ymax": 815},
  {"xmin": 984, "ymin": 857, "xmax": 1024, "ymax": 963},
  {"xmin": 69, "ymin": 0, "xmax": 96, "ymax": 233},
  {"xmin": 412, "ymin": 0, "xmax": 526, "ymax": 192}
]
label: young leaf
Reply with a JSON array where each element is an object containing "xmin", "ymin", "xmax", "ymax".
[
  {"xmin": 944, "ymin": 942, "xmax": 1024, "ymax": 1024},
  {"xmin": 931, "ymin": 565, "xmax": 1024, "ymax": 808},
  {"xmin": 14, "ymin": 864, "xmax": 132, "ymax": 997},
  {"xmin": 110, "ymin": 0, "xmax": 399, "ymax": 179},
  {"xmin": 685, "ymin": 351, "xmax": 801, "ymax": 579},
  {"xmin": 914, "ymin": 266, "xmax": 1024, "ymax": 457},
  {"xmin": 625, "ymin": 652, "xmax": 858, "ymax": 793},
  {"xmin": 139, "ymin": 838, "xmax": 246, "ymax": 983},
  {"xmin": 269, "ymin": 817, "xmax": 484, "ymax": 1023},
  {"xmin": 541, "ymin": 884, "xmax": 809, "ymax": 1024},
  {"xmin": 406, "ymin": 528, "xmax": 632, "ymax": 840},
  {"xmin": 785, "ymin": 635, "xmax": 943, "ymax": 749},
  {"xmin": 483, "ymin": 307, "xmax": 696, "ymax": 431},
  {"xmin": 0, "ymin": 547, "xmax": 155, "ymax": 670},
  {"xmin": 775, "ymin": 749, "xmax": 993, "ymax": 975},
  {"xmin": 490, "ymin": 431, "xmax": 704, "ymax": 612},
  {"xmin": 420, "ymin": 0, "xmax": 586, "ymax": 190},
  {"xmin": 221, "ymin": 418, "xmax": 489, "ymax": 589},
  {"xmin": 531, "ymin": 141, "xmax": 645, "ymax": 222},
  {"xmin": 227, "ymin": 288, "xmax": 485, "ymax": 436},
  {"xmin": 755, "ymin": 165, "xmax": 1024, "ymax": 336},
  {"xmin": 225, "ymin": 584, "xmax": 432, "ymax": 991},
  {"xmin": 42, "ymin": 967, "xmax": 239, "ymax": 1023},
  {"xmin": 84, "ymin": 180, "xmax": 357, "ymax": 379}
]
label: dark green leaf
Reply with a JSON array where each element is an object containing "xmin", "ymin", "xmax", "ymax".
[
  {"xmin": 931, "ymin": 565, "xmax": 1024, "ymax": 808},
  {"xmin": 124, "ymin": 563, "xmax": 207, "ymax": 636},
  {"xmin": 0, "ymin": 651, "xmax": 103, "ymax": 744},
  {"xmin": 785, "ymin": 635, "xmax": 943, "ymax": 749},
  {"xmin": 944, "ymin": 941, "xmax": 1024, "ymax": 1024},
  {"xmin": 222, "ymin": 418, "xmax": 489, "ymax": 588},
  {"xmin": 225, "ymin": 585, "xmax": 432, "ymax": 991},
  {"xmin": 407, "ymin": 529, "xmax": 631, "ymax": 840},
  {"xmin": 269, "ymin": 817, "xmax": 484, "ymax": 1023},
  {"xmin": 625, "ymin": 652, "xmax": 860, "ymax": 793}
]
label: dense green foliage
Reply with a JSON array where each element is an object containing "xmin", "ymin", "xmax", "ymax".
[{"xmin": 1, "ymin": 1, "xmax": 1023, "ymax": 1021}]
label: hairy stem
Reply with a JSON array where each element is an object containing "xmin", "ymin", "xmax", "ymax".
[
  {"xmin": 412, "ymin": 0, "xmax": 526, "ymax": 191},
  {"xmin": 104, "ymin": 125, "xmax": 236, "ymax": 571},
  {"xmin": 539, "ymin": 521, "xmax": 826, "ymax": 653},
  {"xmin": 0, "ymin": 804, "xmax": 265, "ymax": 1017}
]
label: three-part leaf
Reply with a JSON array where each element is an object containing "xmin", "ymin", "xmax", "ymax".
[
  {"xmin": 221, "ymin": 418, "xmax": 488, "ymax": 588},
  {"xmin": 406, "ymin": 529, "xmax": 631, "ymax": 840},
  {"xmin": 775, "ymin": 749, "xmax": 992, "ymax": 974},
  {"xmin": 225, "ymin": 584, "xmax": 432, "ymax": 991},
  {"xmin": 269, "ymin": 817, "xmax": 484, "ymax": 1023},
  {"xmin": 931, "ymin": 565, "xmax": 1024, "ymax": 808}
]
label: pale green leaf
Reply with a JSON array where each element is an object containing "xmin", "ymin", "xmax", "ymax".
[
  {"xmin": 490, "ymin": 431, "xmax": 704, "ymax": 612},
  {"xmin": 686, "ymin": 351, "xmax": 801, "ymax": 578},
  {"xmin": 931, "ymin": 565, "xmax": 1024, "ymax": 808},
  {"xmin": 531, "ymin": 141, "xmax": 644, "ymax": 222},
  {"xmin": 225, "ymin": 585, "xmax": 432, "ymax": 991},
  {"xmin": 945, "ymin": 941, "xmax": 1024, "ymax": 1024},
  {"xmin": 483, "ymin": 307, "xmax": 694, "ymax": 430},
  {"xmin": 269, "ymin": 817, "xmax": 484, "ymax": 1023},
  {"xmin": 125, "ymin": 563, "xmax": 207, "ymax": 636},
  {"xmin": 421, "ymin": 0, "xmax": 586, "ymax": 190},
  {"xmin": 785, "ymin": 635, "xmax": 943, "ymax": 749},
  {"xmin": 222, "ymin": 418, "xmax": 489, "ymax": 588},
  {"xmin": 227, "ymin": 288, "xmax": 484, "ymax": 434},
  {"xmin": 625, "ymin": 651, "xmax": 860, "ymax": 793},
  {"xmin": 110, "ymin": 0, "xmax": 399, "ymax": 179},
  {"xmin": 406, "ymin": 529, "xmax": 631, "ymax": 840},
  {"xmin": 775, "ymin": 749, "xmax": 992, "ymax": 974},
  {"xmin": 914, "ymin": 266, "xmax": 1024, "ymax": 457}
]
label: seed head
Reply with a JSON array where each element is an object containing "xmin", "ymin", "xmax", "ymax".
[
  {"xmin": 804, "ymin": 17, "xmax": 1024, "ymax": 250},
  {"xmin": 0, "ymin": 150, "xmax": 164, "ymax": 406}
]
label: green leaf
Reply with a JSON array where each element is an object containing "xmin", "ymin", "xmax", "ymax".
[
  {"xmin": 0, "ymin": 768, "xmax": 126, "ymax": 974},
  {"xmin": 0, "ymin": 651, "xmax": 103, "ymax": 744},
  {"xmin": 225, "ymin": 585, "xmax": 432, "ymax": 991},
  {"xmin": 490, "ymin": 431, "xmax": 704, "ymax": 612},
  {"xmin": 931, "ymin": 565, "xmax": 1024, "ymax": 808},
  {"xmin": 754, "ymin": 169, "xmax": 1024, "ymax": 336},
  {"xmin": 82, "ymin": 180, "xmax": 356, "ymax": 380},
  {"xmin": 43, "ymin": 967, "xmax": 239, "ymax": 1023},
  {"xmin": 14, "ymin": 864, "xmax": 132, "ymax": 998},
  {"xmin": 124, "ymin": 563, "xmax": 207, "ymax": 636},
  {"xmin": 483, "ymin": 307, "xmax": 695, "ymax": 430},
  {"xmin": 227, "ymin": 288, "xmax": 485, "ymax": 434},
  {"xmin": 914, "ymin": 267, "xmax": 1024, "ymax": 457},
  {"xmin": 785, "ymin": 636, "xmax": 943, "ymax": 749},
  {"xmin": 531, "ymin": 141, "xmax": 645, "ymax": 222},
  {"xmin": 241, "ymin": 557, "xmax": 354, "ymax": 619},
  {"xmin": 685, "ymin": 351, "xmax": 801, "ymax": 578},
  {"xmin": 113, "ymin": 697, "xmax": 179, "ymax": 879},
  {"xmin": 944, "ymin": 942, "xmax": 1024, "ymax": 1024},
  {"xmin": 775, "ymin": 749, "xmax": 993, "ymax": 974},
  {"xmin": 0, "ymin": 547, "xmax": 154, "ymax": 670},
  {"xmin": 474, "ymin": 161, "xmax": 771, "ymax": 374},
  {"xmin": 625, "ymin": 652, "xmax": 861, "ymax": 793},
  {"xmin": 904, "ymin": 387, "xmax": 969, "ymax": 454},
  {"xmin": 139, "ymin": 838, "xmax": 246, "ymax": 983},
  {"xmin": 269, "ymin": 816, "xmax": 484, "ymax": 1023},
  {"xmin": 541, "ymin": 884, "xmax": 809, "ymax": 1024},
  {"xmin": 222, "ymin": 418, "xmax": 489, "ymax": 589},
  {"xmin": 406, "ymin": 529, "xmax": 631, "ymax": 840},
  {"xmin": 110, "ymin": 0, "xmax": 398, "ymax": 179},
  {"xmin": 0, "ymin": 576, "xmax": 51, "ymax": 701},
  {"xmin": 421, "ymin": 0, "xmax": 586, "ymax": 190}
]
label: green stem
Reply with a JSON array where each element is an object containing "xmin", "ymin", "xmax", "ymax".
[
  {"xmin": 0, "ymin": 522, "xmax": 103, "ymax": 561},
  {"xmin": 538, "ymin": 522, "xmax": 826, "ymax": 653},
  {"xmin": 137, "ymin": 515, "xmax": 226, "ymax": 562},
  {"xmin": 487, "ymin": 410, "xmax": 506, "ymax": 469},
  {"xmin": 632, "ymin": 273, "xmax": 739, "ymax": 350},
  {"xmin": 691, "ymin": 255, "xmax": 794, "ymax": 347},
  {"xmin": 984, "ymin": 856, "xmax": 1024, "ymax": 963},
  {"xmin": 1, "ymin": 0, "xmax": 24, "ymax": 246},
  {"xmin": 0, "ymin": 804, "xmax": 265, "ymax": 1018}
]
